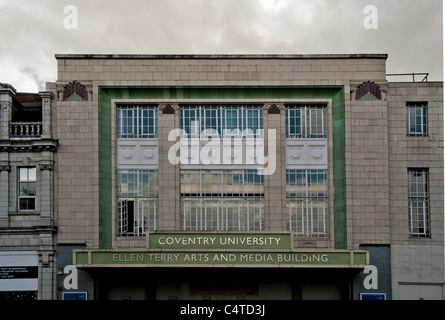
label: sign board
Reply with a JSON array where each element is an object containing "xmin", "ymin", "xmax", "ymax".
[
  {"xmin": 73, "ymin": 232, "xmax": 368, "ymax": 269},
  {"xmin": 360, "ymin": 293, "xmax": 386, "ymax": 300},
  {"xmin": 74, "ymin": 250, "xmax": 367, "ymax": 268},
  {"xmin": 0, "ymin": 266, "xmax": 38, "ymax": 279},
  {"xmin": 0, "ymin": 251, "xmax": 38, "ymax": 292},
  {"xmin": 147, "ymin": 232, "xmax": 292, "ymax": 250},
  {"xmin": 62, "ymin": 292, "xmax": 88, "ymax": 300}
]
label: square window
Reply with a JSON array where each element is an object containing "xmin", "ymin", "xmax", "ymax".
[{"xmin": 286, "ymin": 105, "xmax": 327, "ymax": 138}]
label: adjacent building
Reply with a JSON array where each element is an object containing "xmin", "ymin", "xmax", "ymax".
[
  {"xmin": 0, "ymin": 53, "xmax": 443, "ymax": 300},
  {"xmin": 0, "ymin": 83, "xmax": 58, "ymax": 300}
]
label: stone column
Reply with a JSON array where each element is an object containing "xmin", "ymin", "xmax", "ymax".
[
  {"xmin": 0, "ymin": 83, "xmax": 16, "ymax": 140},
  {"xmin": 39, "ymin": 91, "xmax": 54, "ymax": 139},
  {"xmin": 39, "ymin": 157, "xmax": 54, "ymax": 221},
  {"xmin": 38, "ymin": 240, "xmax": 56, "ymax": 300},
  {"xmin": 0, "ymin": 161, "xmax": 10, "ymax": 225}
]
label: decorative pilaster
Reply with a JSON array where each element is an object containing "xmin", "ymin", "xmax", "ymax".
[
  {"xmin": 39, "ymin": 91, "xmax": 54, "ymax": 139},
  {"xmin": 39, "ymin": 160, "xmax": 54, "ymax": 219},
  {"xmin": 157, "ymin": 103, "xmax": 180, "ymax": 230},
  {"xmin": 0, "ymin": 161, "xmax": 11, "ymax": 221},
  {"xmin": 0, "ymin": 83, "xmax": 16, "ymax": 140},
  {"xmin": 263, "ymin": 103, "xmax": 286, "ymax": 231}
]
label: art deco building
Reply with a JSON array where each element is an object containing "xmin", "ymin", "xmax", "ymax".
[
  {"xmin": 52, "ymin": 54, "xmax": 443, "ymax": 300},
  {"xmin": 2, "ymin": 53, "xmax": 443, "ymax": 300}
]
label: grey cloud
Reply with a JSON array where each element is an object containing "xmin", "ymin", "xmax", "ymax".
[{"xmin": 0, "ymin": 0, "xmax": 442, "ymax": 91}]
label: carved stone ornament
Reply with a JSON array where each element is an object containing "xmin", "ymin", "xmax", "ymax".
[
  {"xmin": 0, "ymin": 164, "xmax": 11, "ymax": 172},
  {"xmin": 158, "ymin": 103, "xmax": 178, "ymax": 115},
  {"xmin": 355, "ymin": 81, "xmax": 382, "ymax": 100},
  {"xmin": 57, "ymin": 81, "xmax": 93, "ymax": 101},
  {"xmin": 263, "ymin": 103, "xmax": 285, "ymax": 114},
  {"xmin": 39, "ymin": 162, "xmax": 53, "ymax": 171}
]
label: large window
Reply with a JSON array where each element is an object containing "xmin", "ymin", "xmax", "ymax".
[
  {"xmin": 18, "ymin": 167, "xmax": 36, "ymax": 211},
  {"xmin": 116, "ymin": 104, "xmax": 158, "ymax": 237},
  {"xmin": 408, "ymin": 169, "xmax": 430, "ymax": 238},
  {"xmin": 117, "ymin": 169, "xmax": 158, "ymax": 236},
  {"xmin": 181, "ymin": 170, "xmax": 264, "ymax": 231},
  {"xmin": 117, "ymin": 105, "xmax": 158, "ymax": 139},
  {"xmin": 406, "ymin": 102, "xmax": 427, "ymax": 136},
  {"xmin": 286, "ymin": 105, "xmax": 327, "ymax": 139},
  {"xmin": 180, "ymin": 105, "xmax": 263, "ymax": 138},
  {"xmin": 286, "ymin": 169, "xmax": 328, "ymax": 237}
]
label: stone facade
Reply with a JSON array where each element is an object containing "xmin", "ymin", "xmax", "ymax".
[
  {"xmin": 49, "ymin": 54, "xmax": 443, "ymax": 300},
  {"xmin": 2, "ymin": 54, "xmax": 442, "ymax": 300},
  {"xmin": 387, "ymin": 82, "xmax": 444, "ymax": 299},
  {"xmin": 0, "ymin": 83, "xmax": 58, "ymax": 300}
]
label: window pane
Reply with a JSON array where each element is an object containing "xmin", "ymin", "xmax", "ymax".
[
  {"xmin": 182, "ymin": 108, "xmax": 199, "ymax": 137},
  {"xmin": 286, "ymin": 105, "xmax": 326, "ymax": 138},
  {"xmin": 19, "ymin": 168, "xmax": 28, "ymax": 181},
  {"xmin": 118, "ymin": 108, "xmax": 135, "ymax": 138},
  {"xmin": 287, "ymin": 109, "xmax": 302, "ymax": 137},
  {"xmin": 224, "ymin": 109, "xmax": 239, "ymax": 135},
  {"xmin": 117, "ymin": 169, "xmax": 159, "ymax": 236},
  {"xmin": 19, "ymin": 182, "xmax": 36, "ymax": 196},
  {"xmin": 180, "ymin": 106, "xmax": 262, "ymax": 139},
  {"xmin": 407, "ymin": 103, "xmax": 427, "ymax": 136},
  {"xmin": 180, "ymin": 169, "xmax": 264, "ymax": 231},
  {"xmin": 408, "ymin": 169, "xmax": 429, "ymax": 238},
  {"xmin": 286, "ymin": 169, "xmax": 328, "ymax": 237},
  {"xmin": 19, "ymin": 198, "xmax": 35, "ymax": 210},
  {"xmin": 408, "ymin": 169, "xmax": 428, "ymax": 197},
  {"xmin": 118, "ymin": 106, "xmax": 157, "ymax": 139}
]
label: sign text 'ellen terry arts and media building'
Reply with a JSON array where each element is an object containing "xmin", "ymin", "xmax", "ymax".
[{"xmin": 73, "ymin": 232, "xmax": 369, "ymax": 268}]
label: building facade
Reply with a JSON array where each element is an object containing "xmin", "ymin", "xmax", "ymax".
[
  {"xmin": 0, "ymin": 83, "xmax": 58, "ymax": 300},
  {"xmin": 1, "ymin": 54, "xmax": 443, "ymax": 300}
]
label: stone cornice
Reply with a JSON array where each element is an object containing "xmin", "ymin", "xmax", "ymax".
[
  {"xmin": 0, "ymin": 139, "xmax": 59, "ymax": 152},
  {"xmin": 0, "ymin": 226, "xmax": 57, "ymax": 235},
  {"xmin": 55, "ymin": 53, "xmax": 389, "ymax": 60}
]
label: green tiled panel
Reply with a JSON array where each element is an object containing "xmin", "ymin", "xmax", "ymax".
[{"xmin": 98, "ymin": 86, "xmax": 347, "ymax": 249}]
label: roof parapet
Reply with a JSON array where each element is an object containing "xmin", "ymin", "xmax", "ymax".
[{"xmin": 55, "ymin": 53, "xmax": 389, "ymax": 60}]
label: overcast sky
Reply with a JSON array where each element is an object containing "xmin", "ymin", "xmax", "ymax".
[{"xmin": 0, "ymin": 0, "xmax": 443, "ymax": 92}]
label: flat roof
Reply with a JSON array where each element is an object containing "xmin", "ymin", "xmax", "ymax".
[{"xmin": 55, "ymin": 53, "xmax": 388, "ymax": 60}]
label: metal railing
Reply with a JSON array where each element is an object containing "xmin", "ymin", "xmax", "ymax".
[{"xmin": 386, "ymin": 73, "xmax": 429, "ymax": 82}]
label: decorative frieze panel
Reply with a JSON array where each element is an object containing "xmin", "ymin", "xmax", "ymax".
[
  {"xmin": 117, "ymin": 139, "xmax": 158, "ymax": 169},
  {"xmin": 159, "ymin": 103, "xmax": 178, "ymax": 115},
  {"xmin": 0, "ymin": 162, "xmax": 11, "ymax": 172},
  {"xmin": 264, "ymin": 103, "xmax": 284, "ymax": 115},
  {"xmin": 57, "ymin": 81, "xmax": 92, "ymax": 101},
  {"xmin": 286, "ymin": 139, "xmax": 327, "ymax": 169},
  {"xmin": 351, "ymin": 81, "xmax": 387, "ymax": 101}
]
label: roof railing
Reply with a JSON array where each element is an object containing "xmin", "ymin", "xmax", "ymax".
[{"xmin": 386, "ymin": 73, "xmax": 429, "ymax": 82}]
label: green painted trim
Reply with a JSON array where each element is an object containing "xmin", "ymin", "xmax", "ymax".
[
  {"xmin": 331, "ymin": 87, "xmax": 347, "ymax": 249},
  {"xmin": 98, "ymin": 86, "xmax": 347, "ymax": 249},
  {"xmin": 74, "ymin": 249, "xmax": 368, "ymax": 268},
  {"xmin": 65, "ymin": 93, "xmax": 86, "ymax": 101}
]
